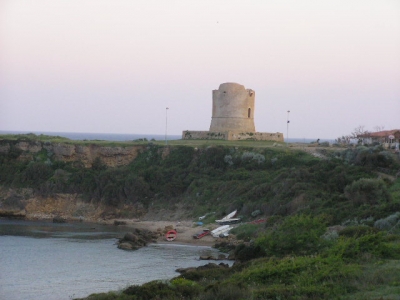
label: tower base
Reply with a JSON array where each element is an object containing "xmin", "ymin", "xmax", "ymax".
[{"xmin": 182, "ymin": 130, "xmax": 284, "ymax": 142}]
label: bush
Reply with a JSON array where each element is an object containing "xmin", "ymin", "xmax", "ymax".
[
  {"xmin": 241, "ymin": 151, "xmax": 265, "ymax": 166},
  {"xmin": 19, "ymin": 162, "xmax": 54, "ymax": 187},
  {"xmin": 344, "ymin": 178, "xmax": 391, "ymax": 206},
  {"xmin": 340, "ymin": 147, "xmax": 400, "ymax": 170},
  {"xmin": 374, "ymin": 212, "xmax": 400, "ymax": 232},
  {"xmin": 232, "ymin": 255, "xmax": 360, "ymax": 298},
  {"xmin": 234, "ymin": 244, "xmax": 266, "ymax": 262},
  {"xmin": 339, "ymin": 225, "xmax": 380, "ymax": 238},
  {"xmin": 256, "ymin": 215, "xmax": 327, "ymax": 256},
  {"xmin": 198, "ymin": 146, "xmax": 228, "ymax": 170},
  {"xmin": 199, "ymin": 283, "xmax": 250, "ymax": 300},
  {"xmin": 123, "ymin": 280, "xmax": 189, "ymax": 299},
  {"xmin": 327, "ymin": 232, "xmax": 396, "ymax": 261},
  {"xmin": 230, "ymin": 223, "xmax": 262, "ymax": 241}
]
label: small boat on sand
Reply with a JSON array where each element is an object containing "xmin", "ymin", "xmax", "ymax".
[
  {"xmin": 165, "ymin": 230, "xmax": 177, "ymax": 241},
  {"xmin": 215, "ymin": 210, "xmax": 241, "ymax": 225},
  {"xmin": 193, "ymin": 229, "xmax": 210, "ymax": 239},
  {"xmin": 211, "ymin": 225, "xmax": 232, "ymax": 238}
]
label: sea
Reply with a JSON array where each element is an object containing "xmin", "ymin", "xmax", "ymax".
[
  {"xmin": 0, "ymin": 219, "xmax": 230, "ymax": 300},
  {"xmin": 0, "ymin": 130, "xmax": 334, "ymax": 144},
  {"xmin": 0, "ymin": 130, "xmax": 181, "ymax": 142}
]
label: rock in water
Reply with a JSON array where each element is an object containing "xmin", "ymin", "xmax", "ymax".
[
  {"xmin": 117, "ymin": 228, "xmax": 158, "ymax": 251},
  {"xmin": 176, "ymin": 263, "xmax": 229, "ymax": 274},
  {"xmin": 53, "ymin": 216, "xmax": 66, "ymax": 223}
]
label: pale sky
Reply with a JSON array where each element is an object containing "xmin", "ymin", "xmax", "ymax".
[{"xmin": 1, "ymin": 0, "xmax": 399, "ymax": 139}]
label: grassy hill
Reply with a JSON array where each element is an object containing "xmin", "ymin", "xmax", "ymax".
[{"xmin": 1, "ymin": 134, "xmax": 400, "ymax": 299}]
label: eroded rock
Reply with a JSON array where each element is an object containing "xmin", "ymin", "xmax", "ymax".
[
  {"xmin": 53, "ymin": 216, "xmax": 67, "ymax": 223},
  {"xmin": 176, "ymin": 262, "xmax": 229, "ymax": 274},
  {"xmin": 117, "ymin": 228, "xmax": 158, "ymax": 251}
]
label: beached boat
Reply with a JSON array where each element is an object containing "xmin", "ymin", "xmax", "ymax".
[
  {"xmin": 211, "ymin": 225, "xmax": 232, "ymax": 238},
  {"xmin": 165, "ymin": 230, "xmax": 177, "ymax": 241},
  {"xmin": 192, "ymin": 229, "xmax": 210, "ymax": 239},
  {"xmin": 215, "ymin": 210, "xmax": 241, "ymax": 225}
]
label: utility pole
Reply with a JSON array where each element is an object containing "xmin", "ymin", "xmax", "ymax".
[
  {"xmin": 165, "ymin": 107, "xmax": 169, "ymax": 145},
  {"xmin": 287, "ymin": 110, "xmax": 290, "ymax": 144}
]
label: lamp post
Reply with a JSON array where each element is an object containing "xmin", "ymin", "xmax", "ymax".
[
  {"xmin": 165, "ymin": 107, "xmax": 169, "ymax": 145},
  {"xmin": 287, "ymin": 110, "xmax": 290, "ymax": 144}
]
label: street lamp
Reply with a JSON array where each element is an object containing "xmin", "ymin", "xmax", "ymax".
[
  {"xmin": 165, "ymin": 107, "xmax": 169, "ymax": 145},
  {"xmin": 287, "ymin": 110, "xmax": 290, "ymax": 144}
]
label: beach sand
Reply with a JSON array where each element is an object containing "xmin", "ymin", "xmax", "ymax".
[
  {"xmin": 134, "ymin": 221, "xmax": 217, "ymax": 246},
  {"xmin": 112, "ymin": 219, "xmax": 219, "ymax": 247}
]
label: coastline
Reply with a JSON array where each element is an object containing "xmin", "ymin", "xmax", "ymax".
[
  {"xmin": 4, "ymin": 215, "xmax": 220, "ymax": 247},
  {"xmin": 108, "ymin": 219, "xmax": 218, "ymax": 247}
]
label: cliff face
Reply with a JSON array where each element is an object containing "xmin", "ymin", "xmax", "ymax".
[{"xmin": 0, "ymin": 140, "xmax": 146, "ymax": 167}]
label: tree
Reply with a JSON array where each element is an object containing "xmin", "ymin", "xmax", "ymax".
[
  {"xmin": 351, "ymin": 125, "xmax": 369, "ymax": 139},
  {"xmin": 335, "ymin": 126, "xmax": 370, "ymax": 145},
  {"xmin": 373, "ymin": 125, "xmax": 385, "ymax": 132}
]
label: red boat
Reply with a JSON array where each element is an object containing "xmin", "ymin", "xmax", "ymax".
[
  {"xmin": 193, "ymin": 229, "xmax": 210, "ymax": 239},
  {"xmin": 165, "ymin": 230, "xmax": 177, "ymax": 241}
]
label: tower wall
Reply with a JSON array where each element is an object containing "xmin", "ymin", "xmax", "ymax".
[{"xmin": 209, "ymin": 82, "xmax": 256, "ymax": 133}]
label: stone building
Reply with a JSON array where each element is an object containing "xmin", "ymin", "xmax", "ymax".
[
  {"xmin": 182, "ymin": 82, "xmax": 283, "ymax": 141},
  {"xmin": 209, "ymin": 82, "xmax": 255, "ymax": 133}
]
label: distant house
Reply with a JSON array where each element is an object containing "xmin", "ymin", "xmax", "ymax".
[{"xmin": 358, "ymin": 129, "xmax": 400, "ymax": 149}]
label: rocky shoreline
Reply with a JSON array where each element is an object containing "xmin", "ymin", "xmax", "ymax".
[
  {"xmin": 0, "ymin": 187, "xmax": 239, "ymax": 250},
  {"xmin": 0, "ymin": 209, "xmax": 238, "ymax": 249}
]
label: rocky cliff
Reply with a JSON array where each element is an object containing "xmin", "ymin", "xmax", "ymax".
[{"xmin": 0, "ymin": 140, "xmax": 147, "ymax": 167}]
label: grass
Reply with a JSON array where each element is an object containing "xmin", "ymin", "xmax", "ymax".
[
  {"xmin": 0, "ymin": 133, "xmax": 287, "ymax": 148},
  {"xmin": 342, "ymin": 259, "xmax": 400, "ymax": 299},
  {"xmin": 161, "ymin": 139, "xmax": 284, "ymax": 148},
  {"xmin": 0, "ymin": 133, "xmax": 154, "ymax": 147}
]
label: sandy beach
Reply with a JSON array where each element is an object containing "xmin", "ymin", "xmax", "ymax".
[{"xmin": 112, "ymin": 219, "xmax": 221, "ymax": 247}]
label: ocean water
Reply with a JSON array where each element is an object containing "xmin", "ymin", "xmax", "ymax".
[
  {"xmin": 0, "ymin": 219, "xmax": 229, "ymax": 300},
  {"xmin": 0, "ymin": 131, "xmax": 181, "ymax": 142},
  {"xmin": 0, "ymin": 130, "xmax": 333, "ymax": 144}
]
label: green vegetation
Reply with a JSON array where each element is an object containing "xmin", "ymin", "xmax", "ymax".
[
  {"xmin": 78, "ymin": 215, "xmax": 400, "ymax": 299},
  {"xmin": 1, "ymin": 134, "xmax": 400, "ymax": 299}
]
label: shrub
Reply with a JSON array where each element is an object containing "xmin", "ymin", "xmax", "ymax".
[
  {"xmin": 180, "ymin": 267, "xmax": 232, "ymax": 282},
  {"xmin": 162, "ymin": 146, "xmax": 194, "ymax": 168},
  {"xmin": 374, "ymin": 212, "xmax": 400, "ymax": 232},
  {"xmin": 123, "ymin": 280, "xmax": 178, "ymax": 299},
  {"xmin": 19, "ymin": 162, "xmax": 54, "ymax": 187},
  {"xmin": 327, "ymin": 232, "xmax": 396, "ymax": 261},
  {"xmin": 256, "ymin": 215, "xmax": 327, "ymax": 256},
  {"xmin": 234, "ymin": 243, "xmax": 266, "ymax": 262},
  {"xmin": 170, "ymin": 278, "xmax": 202, "ymax": 298},
  {"xmin": 340, "ymin": 147, "xmax": 400, "ymax": 170},
  {"xmin": 230, "ymin": 223, "xmax": 262, "ymax": 241},
  {"xmin": 344, "ymin": 178, "xmax": 391, "ymax": 206},
  {"xmin": 232, "ymin": 255, "xmax": 360, "ymax": 298},
  {"xmin": 223, "ymin": 155, "xmax": 233, "ymax": 166},
  {"xmin": 199, "ymin": 283, "xmax": 250, "ymax": 300},
  {"xmin": 198, "ymin": 146, "xmax": 228, "ymax": 170},
  {"xmin": 339, "ymin": 225, "xmax": 380, "ymax": 238},
  {"xmin": 241, "ymin": 151, "xmax": 265, "ymax": 165},
  {"xmin": 82, "ymin": 291, "xmax": 132, "ymax": 300}
]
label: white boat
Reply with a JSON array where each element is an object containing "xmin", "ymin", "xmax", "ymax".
[
  {"xmin": 211, "ymin": 225, "xmax": 232, "ymax": 237},
  {"xmin": 215, "ymin": 210, "xmax": 241, "ymax": 225},
  {"xmin": 225, "ymin": 210, "xmax": 237, "ymax": 219}
]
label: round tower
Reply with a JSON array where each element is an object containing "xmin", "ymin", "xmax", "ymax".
[{"xmin": 209, "ymin": 82, "xmax": 256, "ymax": 133}]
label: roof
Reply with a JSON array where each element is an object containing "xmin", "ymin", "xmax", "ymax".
[{"xmin": 358, "ymin": 129, "xmax": 400, "ymax": 138}]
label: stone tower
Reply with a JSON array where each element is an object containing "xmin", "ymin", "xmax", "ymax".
[{"xmin": 209, "ymin": 82, "xmax": 256, "ymax": 133}]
